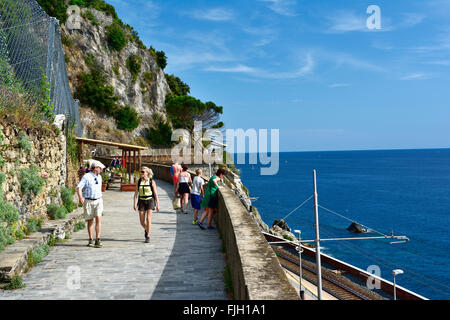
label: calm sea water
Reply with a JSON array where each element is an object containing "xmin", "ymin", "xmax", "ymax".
[{"xmin": 235, "ymin": 149, "xmax": 450, "ymax": 300}]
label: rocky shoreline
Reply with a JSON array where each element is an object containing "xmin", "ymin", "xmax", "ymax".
[{"xmin": 222, "ymin": 170, "xmax": 299, "ymax": 242}]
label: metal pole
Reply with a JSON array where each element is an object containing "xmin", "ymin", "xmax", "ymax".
[
  {"xmin": 294, "ymin": 230, "xmax": 305, "ymax": 300},
  {"xmin": 393, "ymin": 274, "xmax": 396, "ymax": 300},
  {"xmin": 313, "ymin": 170, "xmax": 323, "ymax": 300}
]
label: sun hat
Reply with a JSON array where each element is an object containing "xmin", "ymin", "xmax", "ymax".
[{"xmin": 89, "ymin": 160, "xmax": 105, "ymax": 169}]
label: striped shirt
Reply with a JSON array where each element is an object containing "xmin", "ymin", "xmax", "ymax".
[{"xmin": 77, "ymin": 172, "xmax": 103, "ymax": 200}]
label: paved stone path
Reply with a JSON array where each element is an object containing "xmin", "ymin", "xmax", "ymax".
[{"xmin": 0, "ymin": 180, "xmax": 227, "ymax": 300}]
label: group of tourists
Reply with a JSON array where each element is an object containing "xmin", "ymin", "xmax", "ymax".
[
  {"xmin": 76, "ymin": 158, "xmax": 225, "ymax": 247},
  {"xmin": 171, "ymin": 161, "xmax": 226, "ymax": 230}
]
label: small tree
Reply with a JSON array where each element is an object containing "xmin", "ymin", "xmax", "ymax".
[
  {"xmin": 106, "ymin": 23, "xmax": 127, "ymax": 51},
  {"xmin": 155, "ymin": 50, "xmax": 167, "ymax": 70},
  {"xmin": 147, "ymin": 114, "xmax": 173, "ymax": 147},
  {"xmin": 76, "ymin": 68, "xmax": 118, "ymax": 115},
  {"xmin": 165, "ymin": 74, "xmax": 190, "ymax": 96},
  {"xmin": 165, "ymin": 95, "xmax": 224, "ymax": 132},
  {"xmin": 37, "ymin": 0, "xmax": 69, "ymax": 23},
  {"xmin": 114, "ymin": 105, "xmax": 140, "ymax": 131},
  {"xmin": 126, "ymin": 54, "xmax": 142, "ymax": 83}
]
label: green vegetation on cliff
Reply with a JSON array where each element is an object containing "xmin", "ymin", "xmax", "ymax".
[
  {"xmin": 0, "ymin": 173, "xmax": 20, "ymax": 251},
  {"xmin": 115, "ymin": 105, "xmax": 140, "ymax": 131},
  {"xmin": 165, "ymin": 95, "xmax": 224, "ymax": 131},
  {"xmin": 126, "ymin": 54, "xmax": 142, "ymax": 82},
  {"xmin": 165, "ymin": 74, "xmax": 190, "ymax": 97},
  {"xmin": 106, "ymin": 23, "xmax": 127, "ymax": 51},
  {"xmin": 147, "ymin": 113, "xmax": 173, "ymax": 147},
  {"xmin": 76, "ymin": 61, "xmax": 118, "ymax": 115}
]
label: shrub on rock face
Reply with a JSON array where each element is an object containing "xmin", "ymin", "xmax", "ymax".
[
  {"xmin": 3, "ymin": 275, "xmax": 25, "ymax": 290},
  {"xmin": 76, "ymin": 69, "xmax": 118, "ymax": 115},
  {"xmin": 114, "ymin": 105, "xmax": 140, "ymax": 131},
  {"xmin": 36, "ymin": 0, "xmax": 69, "ymax": 23},
  {"xmin": 47, "ymin": 203, "xmax": 67, "ymax": 220},
  {"xmin": 126, "ymin": 54, "xmax": 142, "ymax": 83},
  {"xmin": 25, "ymin": 217, "xmax": 42, "ymax": 235},
  {"xmin": 106, "ymin": 23, "xmax": 127, "ymax": 51},
  {"xmin": 147, "ymin": 114, "xmax": 173, "ymax": 147},
  {"xmin": 61, "ymin": 187, "xmax": 75, "ymax": 213},
  {"xmin": 19, "ymin": 166, "xmax": 44, "ymax": 196},
  {"xmin": 18, "ymin": 133, "xmax": 32, "ymax": 153},
  {"xmin": 31, "ymin": 243, "xmax": 50, "ymax": 265}
]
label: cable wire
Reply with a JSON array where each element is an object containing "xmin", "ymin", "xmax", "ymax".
[
  {"xmin": 318, "ymin": 204, "xmax": 390, "ymax": 237},
  {"xmin": 314, "ymin": 223, "xmax": 450, "ymax": 297}
]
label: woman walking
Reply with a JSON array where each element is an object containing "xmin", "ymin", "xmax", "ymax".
[
  {"xmin": 133, "ymin": 167, "xmax": 159, "ymax": 243},
  {"xmin": 197, "ymin": 168, "xmax": 226, "ymax": 230},
  {"xmin": 191, "ymin": 169, "xmax": 205, "ymax": 224},
  {"xmin": 177, "ymin": 164, "xmax": 192, "ymax": 213}
]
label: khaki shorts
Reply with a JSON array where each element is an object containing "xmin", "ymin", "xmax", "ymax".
[{"xmin": 84, "ymin": 199, "xmax": 103, "ymax": 221}]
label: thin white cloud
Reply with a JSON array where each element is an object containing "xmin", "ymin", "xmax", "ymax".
[
  {"xmin": 184, "ymin": 7, "xmax": 236, "ymax": 22},
  {"xmin": 319, "ymin": 51, "xmax": 386, "ymax": 73},
  {"xmin": 427, "ymin": 60, "xmax": 450, "ymax": 66},
  {"xmin": 168, "ymin": 50, "xmax": 236, "ymax": 71},
  {"xmin": 242, "ymin": 25, "xmax": 278, "ymax": 47},
  {"xmin": 400, "ymin": 13, "xmax": 425, "ymax": 27},
  {"xmin": 301, "ymin": 129, "xmax": 345, "ymax": 135},
  {"xmin": 400, "ymin": 73, "xmax": 429, "ymax": 80},
  {"xmin": 204, "ymin": 65, "xmax": 258, "ymax": 73},
  {"xmin": 259, "ymin": 0, "xmax": 298, "ymax": 17},
  {"xmin": 204, "ymin": 53, "xmax": 314, "ymax": 79},
  {"xmin": 329, "ymin": 83, "xmax": 351, "ymax": 88},
  {"xmin": 326, "ymin": 11, "xmax": 367, "ymax": 33}
]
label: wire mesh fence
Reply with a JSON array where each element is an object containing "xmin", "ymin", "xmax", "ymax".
[{"xmin": 0, "ymin": 0, "xmax": 82, "ymax": 136}]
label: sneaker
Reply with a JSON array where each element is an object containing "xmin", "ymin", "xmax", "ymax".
[
  {"xmin": 192, "ymin": 219, "xmax": 198, "ymax": 225},
  {"xmin": 184, "ymin": 209, "xmax": 188, "ymax": 214},
  {"xmin": 197, "ymin": 221, "xmax": 205, "ymax": 230},
  {"xmin": 94, "ymin": 239, "xmax": 103, "ymax": 248},
  {"xmin": 87, "ymin": 239, "xmax": 94, "ymax": 247},
  {"xmin": 145, "ymin": 237, "xmax": 150, "ymax": 243},
  {"xmin": 207, "ymin": 226, "xmax": 215, "ymax": 230}
]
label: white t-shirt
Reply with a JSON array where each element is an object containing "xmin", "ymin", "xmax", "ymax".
[{"xmin": 191, "ymin": 176, "xmax": 204, "ymax": 195}]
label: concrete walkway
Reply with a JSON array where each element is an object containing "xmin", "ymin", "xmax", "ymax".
[{"xmin": 0, "ymin": 180, "xmax": 228, "ymax": 300}]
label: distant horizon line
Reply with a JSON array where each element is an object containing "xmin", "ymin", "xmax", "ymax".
[{"xmin": 228, "ymin": 147, "xmax": 450, "ymax": 154}]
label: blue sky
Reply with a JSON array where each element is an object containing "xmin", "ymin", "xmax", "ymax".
[{"xmin": 107, "ymin": 0, "xmax": 450, "ymax": 152}]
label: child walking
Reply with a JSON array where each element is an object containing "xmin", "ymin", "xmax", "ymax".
[{"xmin": 191, "ymin": 169, "xmax": 205, "ymax": 224}]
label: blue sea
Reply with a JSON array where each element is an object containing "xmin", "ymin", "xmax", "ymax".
[{"xmin": 235, "ymin": 149, "xmax": 450, "ymax": 300}]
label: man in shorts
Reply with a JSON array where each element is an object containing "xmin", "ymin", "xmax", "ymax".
[{"xmin": 76, "ymin": 160, "xmax": 105, "ymax": 248}]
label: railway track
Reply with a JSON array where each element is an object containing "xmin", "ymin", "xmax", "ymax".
[{"xmin": 272, "ymin": 246, "xmax": 378, "ymax": 300}]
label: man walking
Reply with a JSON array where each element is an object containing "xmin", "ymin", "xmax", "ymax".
[{"xmin": 76, "ymin": 160, "xmax": 105, "ymax": 248}]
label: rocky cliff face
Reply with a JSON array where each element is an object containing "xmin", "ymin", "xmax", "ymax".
[{"xmin": 60, "ymin": 8, "xmax": 170, "ymax": 145}]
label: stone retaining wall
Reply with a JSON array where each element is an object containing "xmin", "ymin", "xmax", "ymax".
[
  {"xmin": 143, "ymin": 162, "xmax": 299, "ymax": 300},
  {"xmin": 0, "ymin": 120, "xmax": 66, "ymax": 221}
]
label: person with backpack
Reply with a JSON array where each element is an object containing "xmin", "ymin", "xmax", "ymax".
[{"xmin": 133, "ymin": 167, "xmax": 159, "ymax": 243}]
